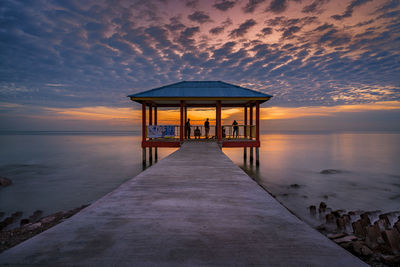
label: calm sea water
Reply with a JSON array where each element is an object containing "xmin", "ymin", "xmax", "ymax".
[
  {"xmin": 224, "ymin": 133, "xmax": 400, "ymax": 225},
  {"xmin": 0, "ymin": 132, "xmax": 399, "ymax": 227}
]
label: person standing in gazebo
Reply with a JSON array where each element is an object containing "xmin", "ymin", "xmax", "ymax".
[
  {"xmin": 185, "ymin": 119, "xmax": 191, "ymax": 139},
  {"xmin": 204, "ymin": 118, "xmax": 210, "ymax": 139},
  {"xmin": 232, "ymin": 120, "xmax": 239, "ymax": 138}
]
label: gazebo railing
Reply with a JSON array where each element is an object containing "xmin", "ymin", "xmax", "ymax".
[{"xmin": 145, "ymin": 125, "xmax": 256, "ymax": 140}]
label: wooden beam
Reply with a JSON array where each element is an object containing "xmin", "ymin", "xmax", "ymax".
[
  {"xmin": 249, "ymin": 104, "xmax": 253, "ymax": 139},
  {"xmin": 244, "ymin": 106, "xmax": 247, "ymax": 138},
  {"xmin": 149, "ymin": 104, "xmax": 153, "ymax": 126},
  {"xmin": 256, "ymin": 101, "xmax": 260, "ymax": 143},
  {"xmin": 217, "ymin": 100, "xmax": 222, "ymax": 141},
  {"xmin": 180, "ymin": 101, "xmax": 184, "ymax": 142},
  {"xmin": 142, "ymin": 102, "xmax": 146, "ymax": 146},
  {"xmin": 154, "ymin": 106, "xmax": 157, "ymax": 125}
]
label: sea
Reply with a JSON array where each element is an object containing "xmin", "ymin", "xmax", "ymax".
[{"xmin": 1, "ymin": 131, "xmax": 399, "ymax": 228}]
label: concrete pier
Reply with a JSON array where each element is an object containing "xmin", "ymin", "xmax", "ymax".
[{"xmin": 0, "ymin": 142, "xmax": 366, "ymax": 266}]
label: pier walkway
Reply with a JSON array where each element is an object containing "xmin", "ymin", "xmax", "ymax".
[{"xmin": 0, "ymin": 142, "xmax": 365, "ymax": 266}]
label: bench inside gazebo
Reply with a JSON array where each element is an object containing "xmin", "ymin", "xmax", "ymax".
[{"xmin": 128, "ymin": 81, "xmax": 272, "ymax": 149}]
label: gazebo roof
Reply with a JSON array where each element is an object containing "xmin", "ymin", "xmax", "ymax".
[{"xmin": 128, "ymin": 81, "xmax": 272, "ymax": 106}]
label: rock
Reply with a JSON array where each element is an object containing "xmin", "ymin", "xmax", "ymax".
[
  {"xmin": 339, "ymin": 242, "xmax": 352, "ymax": 250},
  {"xmin": 379, "ymin": 214, "xmax": 391, "ymax": 226},
  {"xmin": 381, "ymin": 254, "xmax": 400, "ymax": 265},
  {"xmin": 26, "ymin": 222, "xmax": 42, "ymax": 231},
  {"xmin": 289, "ymin": 184, "xmax": 300, "ymax": 188},
  {"xmin": 361, "ymin": 245, "xmax": 373, "ymax": 256},
  {"xmin": 352, "ymin": 220, "xmax": 367, "ymax": 238},
  {"xmin": 28, "ymin": 210, "xmax": 43, "ymax": 223},
  {"xmin": 0, "ymin": 177, "xmax": 12, "ymax": 187},
  {"xmin": 352, "ymin": 241, "xmax": 372, "ymax": 256},
  {"xmin": 333, "ymin": 235, "xmax": 358, "ymax": 243},
  {"xmin": 382, "ymin": 228, "xmax": 400, "ymax": 253},
  {"xmin": 375, "ymin": 218, "xmax": 389, "ymax": 231},
  {"xmin": 326, "ymin": 213, "xmax": 335, "ymax": 224},
  {"xmin": 319, "ymin": 202, "xmax": 327, "ymax": 213},
  {"xmin": 320, "ymin": 169, "xmax": 341, "ymax": 174},
  {"xmin": 394, "ymin": 221, "xmax": 400, "ymax": 232},
  {"xmin": 309, "ymin": 205, "xmax": 316, "ymax": 216},
  {"xmin": 327, "ymin": 233, "xmax": 346, "ymax": 239},
  {"xmin": 360, "ymin": 213, "xmax": 371, "ymax": 226},
  {"xmin": 20, "ymin": 219, "xmax": 29, "ymax": 226},
  {"xmin": 365, "ymin": 224, "xmax": 382, "ymax": 250},
  {"xmin": 337, "ymin": 216, "xmax": 348, "ymax": 229},
  {"xmin": 40, "ymin": 215, "xmax": 57, "ymax": 224}
]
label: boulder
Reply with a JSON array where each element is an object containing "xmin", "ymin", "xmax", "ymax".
[
  {"xmin": 352, "ymin": 241, "xmax": 372, "ymax": 256},
  {"xmin": 333, "ymin": 235, "xmax": 358, "ymax": 243},
  {"xmin": 0, "ymin": 177, "xmax": 12, "ymax": 187},
  {"xmin": 289, "ymin": 184, "xmax": 300, "ymax": 188},
  {"xmin": 360, "ymin": 213, "xmax": 371, "ymax": 226},
  {"xmin": 26, "ymin": 222, "xmax": 42, "ymax": 231},
  {"xmin": 20, "ymin": 218, "xmax": 30, "ymax": 226},
  {"xmin": 319, "ymin": 202, "xmax": 327, "ymax": 213},
  {"xmin": 382, "ymin": 228, "xmax": 400, "ymax": 253},
  {"xmin": 352, "ymin": 220, "xmax": 367, "ymax": 238},
  {"xmin": 365, "ymin": 224, "xmax": 382, "ymax": 250},
  {"xmin": 327, "ymin": 233, "xmax": 346, "ymax": 239},
  {"xmin": 326, "ymin": 213, "xmax": 335, "ymax": 224},
  {"xmin": 375, "ymin": 218, "xmax": 390, "ymax": 231}
]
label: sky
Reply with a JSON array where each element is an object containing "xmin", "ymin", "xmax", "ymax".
[{"xmin": 1, "ymin": 0, "xmax": 399, "ymax": 131}]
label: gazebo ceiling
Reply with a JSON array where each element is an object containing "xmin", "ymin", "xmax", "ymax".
[{"xmin": 128, "ymin": 81, "xmax": 272, "ymax": 106}]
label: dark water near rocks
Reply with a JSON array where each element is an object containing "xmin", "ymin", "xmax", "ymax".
[{"xmin": 0, "ymin": 132, "xmax": 399, "ymax": 228}]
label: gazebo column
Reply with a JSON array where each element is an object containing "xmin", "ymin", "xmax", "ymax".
[
  {"xmin": 256, "ymin": 101, "xmax": 260, "ymax": 166},
  {"xmin": 216, "ymin": 100, "xmax": 222, "ymax": 141},
  {"xmin": 244, "ymin": 106, "xmax": 248, "ymax": 161},
  {"xmin": 142, "ymin": 102, "xmax": 146, "ymax": 167},
  {"xmin": 154, "ymin": 106, "xmax": 158, "ymax": 162},
  {"xmin": 184, "ymin": 106, "xmax": 187, "ymax": 139},
  {"xmin": 149, "ymin": 104, "xmax": 153, "ymax": 165},
  {"xmin": 180, "ymin": 101, "xmax": 184, "ymax": 142},
  {"xmin": 249, "ymin": 104, "xmax": 253, "ymax": 163}
]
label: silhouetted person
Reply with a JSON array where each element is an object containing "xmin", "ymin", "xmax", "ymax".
[
  {"xmin": 232, "ymin": 120, "xmax": 239, "ymax": 138},
  {"xmin": 204, "ymin": 118, "xmax": 210, "ymax": 139},
  {"xmin": 185, "ymin": 119, "xmax": 191, "ymax": 139},
  {"xmin": 194, "ymin": 126, "xmax": 201, "ymax": 139},
  {"xmin": 222, "ymin": 126, "xmax": 226, "ymax": 138}
]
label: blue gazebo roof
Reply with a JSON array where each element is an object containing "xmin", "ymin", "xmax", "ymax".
[{"xmin": 128, "ymin": 81, "xmax": 272, "ymax": 106}]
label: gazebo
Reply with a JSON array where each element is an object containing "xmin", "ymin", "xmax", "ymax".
[{"xmin": 128, "ymin": 81, "xmax": 272, "ymax": 164}]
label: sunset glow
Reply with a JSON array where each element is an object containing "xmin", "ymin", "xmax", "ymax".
[{"xmin": 1, "ymin": 0, "xmax": 399, "ymax": 131}]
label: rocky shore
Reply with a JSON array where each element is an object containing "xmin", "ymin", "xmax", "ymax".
[
  {"xmin": 0, "ymin": 204, "xmax": 89, "ymax": 253},
  {"xmin": 309, "ymin": 202, "xmax": 400, "ymax": 266}
]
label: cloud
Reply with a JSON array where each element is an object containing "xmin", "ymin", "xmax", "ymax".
[
  {"xmin": 229, "ymin": 19, "xmax": 257, "ymax": 37},
  {"xmin": 332, "ymin": 0, "xmax": 373, "ymax": 20},
  {"xmin": 243, "ymin": 0, "xmax": 266, "ymax": 13},
  {"xmin": 187, "ymin": 11, "xmax": 212, "ymax": 24},
  {"xmin": 260, "ymin": 27, "xmax": 273, "ymax": 35},
  {"xmin": 185, "ymin": 0, "xmax": 199, "ymax": 8},
  {"xmin": 267, "ymin": 0, "xmax": 288, "ymax": 14},
  {"xmin": 302, "ymin": 0, "xmax": 330, "ymax": 13},
  {"xmin": 213, "ymin": 0, "xmax": 237, "ymax": 11}
]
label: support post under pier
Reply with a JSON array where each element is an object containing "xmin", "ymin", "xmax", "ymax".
[
  {"xmin": 142, "ymin": 148, "xmax": 146, "ymax": 168},
  {"xmin": 250, "ymin": 147, "xmax": 254, "ymax": 163},
  {"xmin": 243, "ymin": 147, "xmax": 247, "ymax": 161},
  {"xmin": 256, "ymin": 147, "xmax": 259, "ymax": 166}
]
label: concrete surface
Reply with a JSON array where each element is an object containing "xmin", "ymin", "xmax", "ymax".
[{"xmin": 0, "ymin": 142, "xmax": 366, "ymax": 266}]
